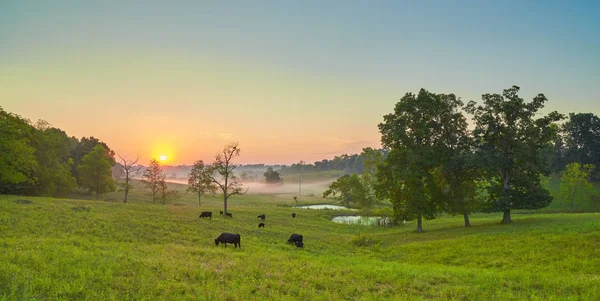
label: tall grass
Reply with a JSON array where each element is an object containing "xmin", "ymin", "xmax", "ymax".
[{"xmin": 1, "ymin": 194, "xmax": 599, "ymax": 300}]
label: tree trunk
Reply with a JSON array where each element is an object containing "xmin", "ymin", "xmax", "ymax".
[
  {"xmin": 501, "ymin": 209, "xmax": 512, "ymax": 224},
  {"xmin": 501, "ymin": 170, "xmax": 511, "ymax": 224},
  {"xmin": 570, "ymin": 201, "xmax": 574, "ymax": 213},
  {"xmin": 224, "ymin": 195, "xmax": 228, "ymax": 214},
  {"xmin": 463, "ymin": 213, "xmax": 471, "ymax": 227},
  {"xmin": 95, "ymin": 190, "xmax": 99, "ymax": 200},
  {"xmin": 123, "ymin": 177, "xmax": 129, "ymax": 203},
  {"xmin": 416, "ymin": 214, "xmax": 423, "ymax": 233},
  {"xmin": 198, "ymin": 194, "xmax": 202, "ymax": 207}
]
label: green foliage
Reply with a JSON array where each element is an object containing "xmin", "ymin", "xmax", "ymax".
[
  {"xmin": 141, "ymin": 159, "xmax": 164, "ymax": 203},
  {"xmin": 1, "ymin": 194, "xmax": 599, "ymax": 300},
  {"xmin": 77, "ymin": 145, "xmax": 116, "ymax": 200},
  {"xmin": 323, "ymin": 174, "xmax": 369, "ymax": 208},
  {"xmin": 29, "ymin": 124, "xmax": 77, "ymax": 197},
  {"xmin": 559, "ymin": 163, "xmax": 596, "ymax": 212},
  {"xmin": 0, "ymin": 107, "xmax": 38, "ymax": 193},
  {"xmin": 70, "ymin": 136, "xmax": 115, "ymax": 187},
  {"xmin": 187, "ymin": 160, "xmax": 217, "ymax": 206},
  {"xmin": 466, "ymin": 85, "xmax": 564, "ymax": 223},
  {"xmin": 263, "ymin": 167, "xmax": 282, "ymax": 184},
  {"xmin": 377, "ymin": 89, "xmax": 467, "ymax": 232},
  {"xmin": 562, "ymin": 113, "xmax": 600, "ymax": 180},
  {"xmin": 436, "ymin": 147, "xmax": 488, "ymax": 227}
]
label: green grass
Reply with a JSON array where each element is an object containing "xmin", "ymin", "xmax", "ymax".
[{"xmin": 1, "ymin": 193, "xmax": 599, "ymax": 300}]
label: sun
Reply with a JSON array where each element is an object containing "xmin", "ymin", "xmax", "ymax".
[{"xmin": 159, "ymin": 155, "xmax": 167, "ymax": 162}]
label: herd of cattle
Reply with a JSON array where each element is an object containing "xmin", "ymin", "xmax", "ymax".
[{"xmin": 199, "ymin": 211, "xmax": 304, "ymax": 248}]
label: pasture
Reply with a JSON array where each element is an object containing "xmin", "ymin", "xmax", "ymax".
[{"xmin": 1, "ymin": 192, "xmax": 599, "ymax": 300}]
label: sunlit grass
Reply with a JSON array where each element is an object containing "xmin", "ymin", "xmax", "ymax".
[{"xmin": 1, "ymin": 194, "xmax": 599, "ymax": 300}]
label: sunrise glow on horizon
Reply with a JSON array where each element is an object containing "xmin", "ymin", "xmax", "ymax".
[{"xmin": 1, "ymin": 1, "xmax": 598, "ymax": 165}]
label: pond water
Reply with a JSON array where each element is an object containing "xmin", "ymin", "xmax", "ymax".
[
  {"xmin": 294, "ymin": 204, "xmax": 354, "ymax": 210},
  {"xmin": 331, "ymin": 216, "xmax": 393, "ymax": 226}
]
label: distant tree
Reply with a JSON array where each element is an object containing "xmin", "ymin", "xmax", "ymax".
[
  {"xmin": 559, "ymin": 163, "xmax": 596, "ymax": 212},
  {"xmin": 360, "ymin": 147, "xmax": 385, "ymax": 209},
  {"xmin": 71, "ymin": 136, "xmax": 115, "ymax": 187},
  {"xmin": 377, "ymin": 89, "xmax": 466, "ymax": 232},
  {"xmin": 209, "ymin": 142, "xmax": 246, "ymax": 214},
  {"xmin": 323, "ymin": 174, "xmax": 367, "ymax": 208},
  {"xmin": 77, "ymin": 145, "xmax": 116, "ymax": 200},
  {"xmin": 142, "ymin": 159, "xmax": 165, "ymax": 204},
  {"xmin": 116, "ymin": 153, "xmax": 140, "ymax": 204},
  {"xmin": 466, "ymin": 85, "xmax": 564, "ymax": 224},
  {"xmin": 0, "ymin": 107, "xmax": 38, "ymax": 194},
  {"xmin": 187, "ymin": 160, "xmax": 216, "ymax": 206},
  {"xmin": 264, "ymin": 167, "xmax": 282, "ymax": 184},
  {"xmin": 562, "ymin": 113, "xmax": 600, "ymax": 181},
  {"xmin": 158, "ymin": 177, "xmax": 168, "ymax": 205}
]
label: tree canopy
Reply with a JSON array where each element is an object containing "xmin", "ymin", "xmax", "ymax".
[
  {"xmin": 466, "ymin": 85, "xmax": 564, "ymax": 223},
  {"xmin": 77, "ymin": 144, "xmax": 116, "ymax": 199},
  {"xmin": 377, "ymin": 89, "xmax": 467, "ymax": 232}
]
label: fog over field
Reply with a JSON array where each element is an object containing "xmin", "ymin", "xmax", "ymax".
[{"xmin": 163, "ymin": 178, "xmax": 334, "ymax": 195}]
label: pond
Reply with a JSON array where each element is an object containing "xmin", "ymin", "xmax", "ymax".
[
  {"xmin": 294, "ymin": 204, "xmax": 355, "ymax": 210},
  {"xmin": 331, "ymin": 216, "xmax": 393, "ymax": 226}
]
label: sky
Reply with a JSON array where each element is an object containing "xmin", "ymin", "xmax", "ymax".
[{"xmin": 1, "ymin": 1, "xmax": 599, "ymax": 165}]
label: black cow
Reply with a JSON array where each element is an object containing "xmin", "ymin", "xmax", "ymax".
[
  {"xmin": 292, "ymin": 213, "xmax": 296, "ymax": 218},
  {"xmin": 295, "ymin": 241, "xmax": 304, "ymax": 248},
  {"xmin": 219, "ymin": 211, "xmax": 223, "ymax": 215},
  {"xmin": 199, "ymin": 211, "xmax": 212, "ymax": 219},
  {"xmin": 258, "ymin": 222, "xmax": 265, "ymax": 228},
  {"xmin": 257, "ymin": 214, "xmax": 265, "ymax": 221},
  {"xmin": 287, "ymin": 233, "xmax": 303, "ymax": 245},
  {"xmin": 214, "ymin": 233, "xmax": 241, "ymax": 248},
  {"xmin": 226, "ymin": 212, "xmax": 233, "ymax": 217}
]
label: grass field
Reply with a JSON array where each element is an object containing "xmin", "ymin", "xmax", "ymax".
[{"xmin": 1, "ymin": 191, "xmax": 599, "ymax": 300}]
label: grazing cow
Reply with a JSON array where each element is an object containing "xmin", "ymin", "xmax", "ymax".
[
  {"xmin": 219, "ymin": 211, "xmax": 223, "ymax": 215},
  {"xmin": 226, "ymin": 212, "xmax": 233, "ymax": 217},
  {"xmin": 214, "ymin": 233, "xmax": 241, "ymax": 248},
  {"xmin": 199, "ymin": 211, "xmax": 212, "ymax": 219},
  {"xmin": 295, "ymin": 241, "xmax": 304, "ymax": 248},
  {"xmin": 287, "ymin": 233, "xmax": 303, "ymax": 245},
  {"xmin": 292, "ymin": 213, "xmax": 296, "ymax": 218},
  {"xmin": 258, "ymin": 222, "xmax": 265, "ymax": 228},
  {"xmin": 257, "ymin": 214, "xmax": 265, "ymax": 221}
]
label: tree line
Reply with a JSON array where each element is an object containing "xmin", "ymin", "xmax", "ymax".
[
  {"xmin": 323, "ymin": 86, "xmax": 599, "ymax": 232},
  {"xmin": 278, "ymin": 150, "xmax": 389, "ymax": 175},
  {"xmin": 1, "ymin": 107, "xmax": 117, "ymax": 198}
]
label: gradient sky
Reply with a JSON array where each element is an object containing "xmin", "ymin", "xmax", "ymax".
[{"xmin": 1, "ymin": 1, "xmax": 599, "ymax": 165}]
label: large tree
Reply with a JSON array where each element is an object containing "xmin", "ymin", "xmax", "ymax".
[
  {"xmin": 562, "ymin": 113, "xmax": 600, "ymax": 181},
  {"xmin": 187, "ymin": 160, "xmax": 216, "ymax": 206},
  {"xmin": 466, "ymin": 85, "xmax": 564, "ymax": 224},
  {"xmin": 209, "ymin": 142, "xmax": 245, "ymax": 214},
  {"xmin": 77, "ymin": 144, "xmax": 116, "ymax": 200},
  {"xmin": 141, "ymin": 159, "xmax": 165, "ymax": 204},
  {"xmin": 116, "ymin": 153, "xmax": 140, "ymax": 203},
  {"xmin": 0, "ymin": 107, "xmax": 38, "ymax": 194},
  {"xmin": 377, "ymin": 89, "xmax": 467, "ymax": 232},
  {"xmin": 559, "ymin": 162, "xmax": 596, "ymax": 212}
]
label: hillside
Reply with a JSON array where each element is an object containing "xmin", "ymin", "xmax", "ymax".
[{"xmin": 1, "ymin": 194, "xmax": 599, "ymax": 300}]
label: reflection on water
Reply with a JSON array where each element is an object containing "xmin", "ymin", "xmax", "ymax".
[
  {"xmin": 331, "ymin": 216, "xmax": 393, "ymax": 226},
  {"xmin": 294, "ymin": 204, "xmax": 354, "ymax": 210}
]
